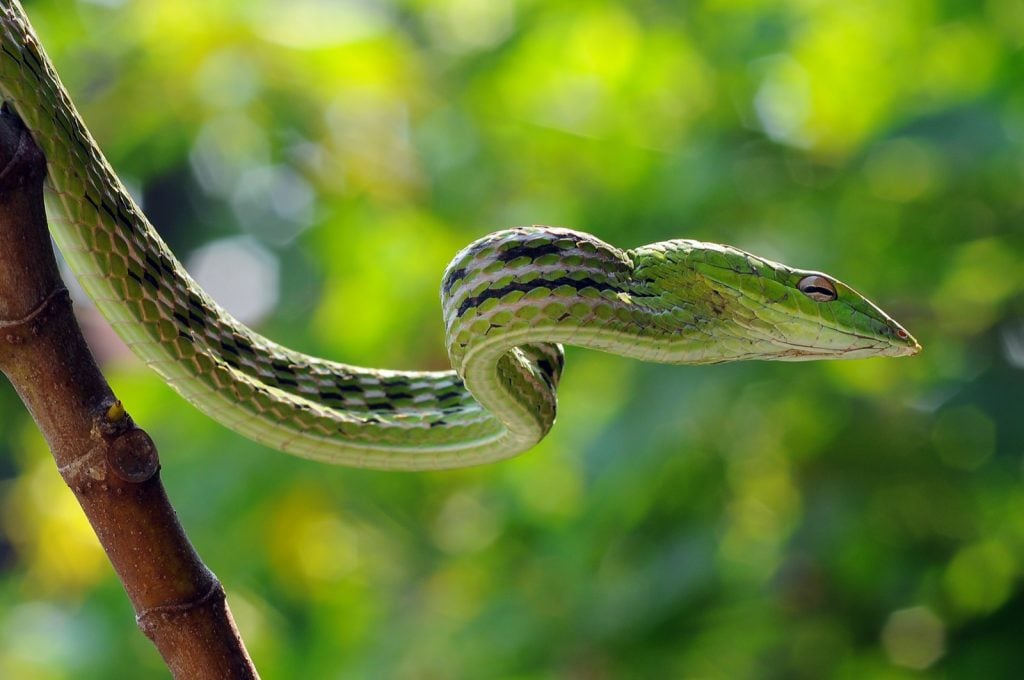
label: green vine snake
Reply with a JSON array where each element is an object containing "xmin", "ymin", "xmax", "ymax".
[{"xmin": 0, "ymin": 2, "xmax": 920, "ymax": 470}]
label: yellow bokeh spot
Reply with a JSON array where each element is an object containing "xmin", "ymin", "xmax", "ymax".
[
  {"xmin": 422, "ymin": 560, "xmax": 490, "ymax": 623},
  {"xmin": 266, "ymin": 487, "xmax": 361, "ymax": 594},
  {"xmin": 246, "ymin": 0, "xmax": 391, "ymax": 48},
  {"xmin": 424, "ymin": 0, "xmax": 517, "ymax": 53},
  {"xmin": 431, "ymin": 489, "xmax": 503, "ymax": 555},
  {"xmin": 506, "ymin": 448, "xmax": 583, "ymax": 523},
  {"xmin": 931, "ymin": 238, "xmax": 1022, "ymax": 336},
  {"xmin": 881, "ymin": 606, "xmax": 946, "ymax": 670},
  {"xmin": 567, "ymin": 6, "xmax": 640, "ymax": 82},
  {"xmin": 919, "ymin": 22, "xmax": 999, "ymax": 100},
  {"xmin": 3, "ymin": 442, "xmax": 106, "ymax": 595},
  {"xmin": 489, "ymin": 5, "xmax": 708, "ymax": 149},
  {"xmin": 988, "ymin": 0, "xmax": 1024, "ymax": 44},
  {"xmin": 721, "ymin": 454, "xmax": 801, "ymax": 581},
  {"xmin": 943, "ymin": 540, "xmax": 1016, "ymax": 615},
  {"xmin": 824, "ymin": 355, "xmax": 907, "ymax": 395},
  {"xmin": 791, "ymin": 1, "xmax": 916, "ymax": 156}
]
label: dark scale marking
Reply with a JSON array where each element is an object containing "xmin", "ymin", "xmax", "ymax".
[
  {"xmin": 233, "ymin": 336, "xmax": 256, "ymax": 355},
  {"xmin": 457, "ymin": 276, "xmax": 618, "ymax": 316},
  {"xmin": 173, "ymin": 312, "xmax": 190, "ymax": 328},
  {"xmin": 117, "ymin": 207, "xmax": 137, "ymax": 234},
  {"xmin": 386, "ymin": 391, "xmax": 414, "ymax": 401},
  {"xmin": 319, "ymin": 391, "xmax": 344, "ymax": 402},
  {"xmin": 143, "ymin": 270, "xmax": 159, "ymax": 289},
  {"xmin": 23, "ymin": 44, "xmax": 46, "ymax": 75},
  {"xmin": 429, "ymin": 420, "xmax": 447, "ymax": 428},
  {"xmin": 127, "ymin": 270, "xmax": 143, "ymax": 285},
  {"xmin": 536, "ymin": 357, "xmax": 556, "ymax": 377},
  {"xmin": 277, "ymin": 377, "xmax": 299, "ymax": 388},
  {"xmin": 337, "ymin": 384, "xmax": 364, "ymax": 394},
  {"xmin": 708, "ymin": 290, "xmax": 727, "ymax": 316},
  {"xmin": 187, "ymin": 310, "xmax": 207, "ymax": 329},
  {"xmin": 220, "ymin": 340, "xmax": 240, "ymax": 355},
  {"xmin": 1, "ymin": 44, "xmax": 20, "ymax": 65},
  {"xmin": 369, "ymin": 402, "xmax": 396, "ymax": 412},
  {"xmin": 495, "ymin": 241, "xmax": 566, "ymax": 263},
  {"xmin": 19, "ymin": 50, "xmax": 41, "ymax": 82},
  {"xmin": 442, "ymin": 267, "xmax": 466, "ymax": 295},
  {"xmin": 144, "ymin": 253, "xmax": 161, "ymax": 274},
  {"xmin": 159, "ymin": 254, "xmax": 177, "ymax": 275},
  {"xmin": 70, "ymin": 115, "xmax": 89, "ymax": 139},
  {"xmin": 100, "ymin": 200, "xmax": 119, "ymax": 224},
  {"xmin": 437, "ymin": 390, "xmax": 463, "ymax": 401},
  {"xmin": 187, "ymin": 293, "xmax": 205, "ymax": 312},
  {"xmin": 532, "ymin": 353, "xmax": 559, "ymax": 389}
]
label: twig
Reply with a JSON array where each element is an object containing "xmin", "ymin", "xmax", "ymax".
[{"xmin": 0, "ymin": 105, "xmax": 258, "ymax": 678}]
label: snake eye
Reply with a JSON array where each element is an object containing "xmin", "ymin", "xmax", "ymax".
[{"xmin": 797, "ymin": 275, "xmax": 838, "ymax": 302}]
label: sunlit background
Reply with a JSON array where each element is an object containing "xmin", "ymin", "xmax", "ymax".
[{"xmin": 1, "ymin": 0, "xmax": 1023, "ymax": 677}]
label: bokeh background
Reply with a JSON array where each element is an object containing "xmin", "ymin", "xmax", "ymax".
[{"xmin": 1, "ymin": 0, "xmax": 1022, "ymax": 677}]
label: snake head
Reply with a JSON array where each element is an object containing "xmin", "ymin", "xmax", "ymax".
[{"xmin": 630, "ymin": 240, "xmax": 921, "ymax": 363}]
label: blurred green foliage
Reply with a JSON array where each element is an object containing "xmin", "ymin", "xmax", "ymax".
[{"xmin": 1, "ymin": 0, "xmax": 1023, "ymax": 677}]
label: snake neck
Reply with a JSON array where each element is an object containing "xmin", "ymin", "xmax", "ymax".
[{"xmin": 440, "ymin": 227, "xmax": 639, "ymax": 442}]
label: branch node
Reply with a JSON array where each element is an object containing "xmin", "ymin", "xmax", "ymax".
[
  {"xmin": 0, "ymin": 286, "xmax": 69, "ymax": 336},
  {"xmin": 57, "ymin": 444, "xmax": 108, "ymax": 486},
  {"xmin": 107, "ymin": 426, "xmax": 161, "ymax": 483},
  {"xmin": 136, "ymin": 578, "xmax": 226, "ymax": 634}
]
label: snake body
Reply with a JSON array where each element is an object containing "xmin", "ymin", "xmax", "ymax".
[{"xmin": 0, "ymin": 2, "xmax": 919, "ymax": 470}]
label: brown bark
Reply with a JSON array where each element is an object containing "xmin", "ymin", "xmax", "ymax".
[{"xmin": 0, "ymin": 105, "xmax": 258, "ymax": 678}]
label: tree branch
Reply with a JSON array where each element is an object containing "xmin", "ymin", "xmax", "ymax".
[{"xmin": 0, "ymin": 105, "xmax": 258, "ymax": 678}]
